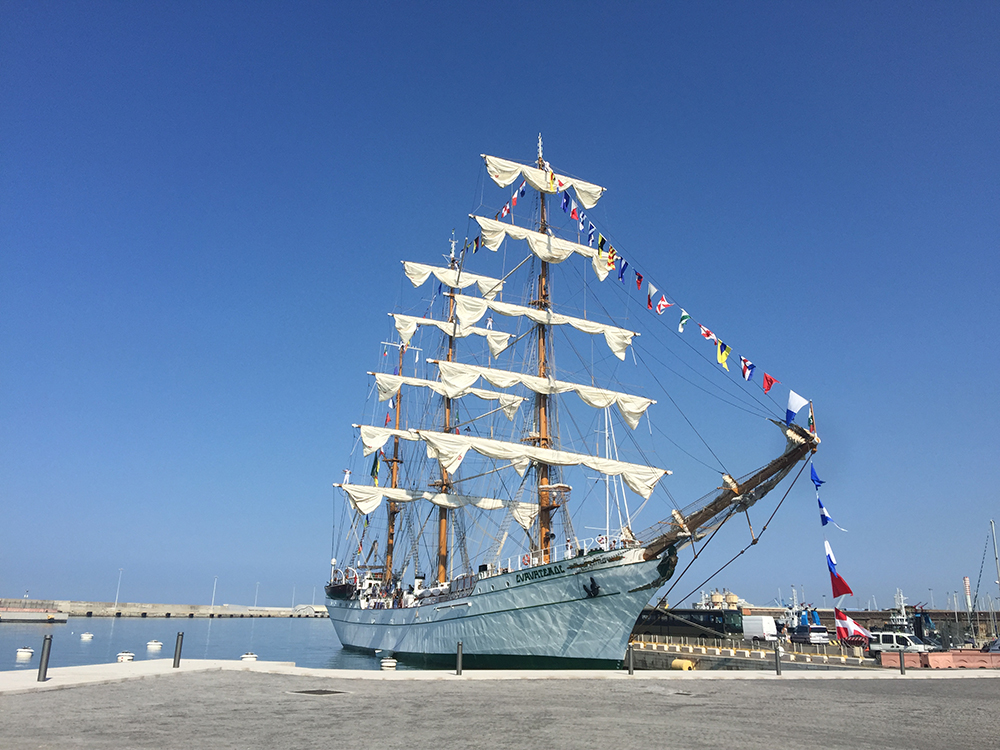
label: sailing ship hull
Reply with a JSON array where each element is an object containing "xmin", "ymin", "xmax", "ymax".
[{"xmin": 326, "ymin": 548, "xmax": 665, "ymax": 666}]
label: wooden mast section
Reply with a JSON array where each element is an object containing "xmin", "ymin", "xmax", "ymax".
[
  {"xmin": 535, "ymin": 142, "xmax": 553, "ymax": 564},
  {"xmin": 436, "ymin": 251, "xmax": 459, "ymax": 584},
  {"xmin": 383, "ymin": 345, "xmax": 405, "ymax": 584}
]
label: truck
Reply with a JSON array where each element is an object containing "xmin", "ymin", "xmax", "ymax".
[{"xmin": 742, "ymin": 615, "xmax": 778, "ymax": 643}]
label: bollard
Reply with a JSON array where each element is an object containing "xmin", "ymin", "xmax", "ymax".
[
  {"xmin": 37, "ymin": 635, "xmax": 52, "ymax": 682},
  {"xmin": 456, "ymin": 641, "xmax": 463, "ymax": 675},
  {"xmin": 898, "ymin": 649, "xmax": 906, "ymax": 675},
  {"xmin": 773, "ymin": 640, "xmax": 782, "ymax": 676},
  {"xmin": 627, "ymin": 643, "xmax": 634, "ymax": 675},
  {"xmin": 173, "ymin": 632, "xmax": 184, "ymax": 668}
]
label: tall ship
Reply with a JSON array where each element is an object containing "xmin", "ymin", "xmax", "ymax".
[{"xmin": 325, "ymin": 141, "xmax": 819, "ymax": 667}]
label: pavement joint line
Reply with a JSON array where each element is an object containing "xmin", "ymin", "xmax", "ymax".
[{"xmin": 3, "ymin": 658, "xmax": 1000, "ymax": 694}]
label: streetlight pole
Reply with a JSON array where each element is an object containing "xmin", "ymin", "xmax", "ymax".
[
  {"xmin": 113, "ymin": 568, "xmax": 123, "ymax": 610},
  {"xmin": 210, "ymin": 576, "xmax": 218, "ymax": 615},
  {"xmin": 929, "ymin": 589, "xmax": 934, "ymax": 609}
]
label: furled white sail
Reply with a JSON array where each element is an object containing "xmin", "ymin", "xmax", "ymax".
[
  {"xmin": 402, "ymin": 262, "xmax": 504, "ymax": 300},
  {"xmin": 482, "ymin": 155, "xmax": 605, "ymax": 210},
  {"xmin": 416, "ymin": 430, "xmax": 670, "ymax": 500},
  {"xmin": 472, "ymin": 216, "xmax": 610, "ymax": 282},
  {"xmin": 391, "ymin": 314, "xmax": 512, "ymax": 358},
  {"xmin": 358, "ymin": 425, "xmax": 421, "ymax": 457},
  {"xmin": 373, "ymin": 372, "xmax": 525, "ymax": 421},
  {"xmin": 335, "ymin": 484, "xmax": 513, "ymax": 514},
  {"xmin": 433, "ymin": 361, "xmax": 654, "ymax": 429},
  {"xmin": 451, "ymin": 296, "xmax": 637, "ymax": 361}
]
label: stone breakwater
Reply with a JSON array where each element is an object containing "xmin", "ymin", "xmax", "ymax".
[{"xmin": 0, "ymin": 598, "xmax": 328, "ymax": 619}]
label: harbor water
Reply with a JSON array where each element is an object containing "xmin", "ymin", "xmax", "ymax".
[{"xmin": 1, "ymin": 615, "xmax": 389, "ymax": 672}]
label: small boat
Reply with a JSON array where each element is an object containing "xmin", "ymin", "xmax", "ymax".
[
  {"xmin": 116, "ymin": 651, "xmax": 134, "ymax": 662},
  {"xmin": 80, "ymin": 632, "xmax": 94, "ymax": 640},
  {"xmin": 16, "ymin": 646, "xmax": 33, "ymax": 659},
  {"xmin": 146, "ymin": 640, "xmax": 163, "ymax": 649},
  {"xmin": 240, "ymin": 652, "xmax": 258, "ymax": 661}
]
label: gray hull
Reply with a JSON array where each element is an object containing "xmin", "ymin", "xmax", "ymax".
[{"xmin": 327, "ymin": 548, "xmax": 664, "ymax": 664}]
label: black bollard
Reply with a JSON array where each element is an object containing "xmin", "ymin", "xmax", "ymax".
[
  {"xmin": 773, "ymin": 640, "xmax": 782, "ymax": 676},
  {"xmin": 627, "ymin": 643, "xmax": 634, "ymax": 675},
  {"xmin": 173, "ymin": 632, "xmax": 184, "ymax": 668},
  {"xmin": 37, "ymin": 634, "xmax": 52, "ymax": 682},
  {"xmin": 456, "ymin": 641, "xmax": 463, "ymax": 675},
  {"xmin": 898, "ymin": 648, "xmax": 906, "ymax": 675}
]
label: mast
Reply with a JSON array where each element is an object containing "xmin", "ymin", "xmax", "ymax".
[
  {"xmin": 535, "ymin": 135, "xmax": 553, "ymax": 564},
  {"xmin": 436, "ymin": 243, "xmax": 459, "ymax": 583},
  {"xmin": 383, "ymin": 344, "xmax": 404, "ymax": 583}
]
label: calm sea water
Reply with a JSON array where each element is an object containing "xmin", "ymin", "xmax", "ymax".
[{"xmin": 0, "ymin": 616, "xmax": 393, "ymax": 672}]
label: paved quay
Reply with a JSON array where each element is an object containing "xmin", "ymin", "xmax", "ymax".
[{"xmin": 1, "ymin": 660, "xmax": 998, "ymax": 750}]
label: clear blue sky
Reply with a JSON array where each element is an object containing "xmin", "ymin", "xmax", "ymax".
[{"xmin": 3, "ymin": 2, "xmax": 998, "ymax": 612}]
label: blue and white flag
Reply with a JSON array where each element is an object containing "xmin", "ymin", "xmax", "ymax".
[
  {"xmin": 561, "ymin": 192, "xmax": 570, "ymax": 212},
  {"xmin": 618, "ymin": 259, "xmax": 628, "ymax": 282},
  {"xmin": 811, "ymin": 464, "xmax": 824, "ymax": 490},
  {"xmin": 818, "ymin": 496, "xmax": 848, "ymax": 531},
  {"xmin": 786, "ymin": 390, "xmax": 809, "ymax": 425},
  {"xmin": 587, "ymin": 222, "xmax": 596, "ymax": 246},
  {"xmin": 578, "ymin": 211, "xmax": 586, "ymax": 232}
]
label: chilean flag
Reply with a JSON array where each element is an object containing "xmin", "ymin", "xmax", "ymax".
[
  {"xmin": 826, "ymin": 540, "xmax": 854, "ymax": 597},
  {"xmin": 835, "ymin": 608, "xmax": 872, "ymax": 642}
]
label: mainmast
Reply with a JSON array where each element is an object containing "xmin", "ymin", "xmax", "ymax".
[
  {"xmin": 535, "ymin": 135, "xmax": 553, "ymax": 564},
  {"xmin": 383, "ymin": 344, "xmax": 405, "ymax": 583},
  {"xmin": 436, "ymin": 241, "xmax": 459, "ymax": 583}
]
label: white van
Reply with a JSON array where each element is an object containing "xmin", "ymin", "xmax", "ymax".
[
  {"xmin": 742, "ymin": 615, "xmax": 778, "ymax": 643},
  {"xmin": 867, "ymin": 631, "xmax": 928, "ymax": 657}
]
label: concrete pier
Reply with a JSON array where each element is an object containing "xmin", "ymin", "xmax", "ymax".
[
  {"xmin": 1, "ymin": 659, "xmax": 997, "ymax": 749},
  {"xmin": 0, "ymin": 598, "xmax": 328, "ymax": 619}
]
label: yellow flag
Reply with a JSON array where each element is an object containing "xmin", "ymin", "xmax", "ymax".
[{"xmin": 717, "ymin": 340, "xmax": 732, "ymax": 371}]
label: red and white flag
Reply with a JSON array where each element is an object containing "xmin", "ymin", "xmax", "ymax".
[
  {"xmin": 699, "ymin": 325, "xmax": 717, "ymax": 343},
  {"xmin": 834, "ymin": 608, "xmax": 872, "ymax": 642},
  {"xmin": 655, "ymin": 295, "xmax": 671, "ymax": 314},
  {"xmin": 647, "ymin": 282, "xmax": 657, "ymax": 310},
  {"xmin": 570, "ymin": 200, "xmax": 579, "ymax": 221},
  {"xmin": 500, "ymin": 201, "xmax": 510, "ymax": 218}
]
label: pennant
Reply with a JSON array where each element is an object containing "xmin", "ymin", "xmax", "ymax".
[
  {"xmin": 388, "ymin": 397, "xmax": 395, "ymax": 409},
  {"xmin": 808, "ymin": 401, "xmax": 816, "ymax": 434},
  {"xmin": 818, "ymin": 496, "xmax": 848, "ymax": 532},
  {"xmin": 678, "ymin": 309, "xmax": 691, "ymax": 333},
  {"xmin": 518, "ymin": 180, "xmax": 526, "ymax": 198},
  {"xmin": 825, "ymin": 540, "xmax": 854, "ymax": 597},
  {"xmin": 578, "ymin": 211, "xmax": 586, "ymax": 232},
  {"xmin": 500, "ymin": 201, "xmax": 510, "ymax": 218},
  {"xmin": 393, "ymin": 366, "xmax": 399, "ymax": 376},
  {"xmin": 606, "ymin": 246, "xmax": 617, "ymax": 270},
  {"xmin": 646, "ymin": 282, "xmax": 657, "ymax": 310},
  {"xmin": 473, "ymin": 236, "xmax": 481, "ymax": 253},
  {"xmin": 561, "ymin": 192, "xmax": 570, "ymax": 212},
  {"xmin": 762, "ymin": 373, "xmax": 778, "ymax": 394},
  {"xmin": 635, "ymin": 271, "xmax": 643, "ymax": 291},
  {"xmin": 570, "ymin": 200, "xmax": 579, "ymax": 221},
  {"xmin": 699, "ymin": 325, "xmax": 717, "ymax": 344},
  {"xmin": 597, "ymin": 233, "xmax": 606, "ymax": 254},
  {"xmin": 548, "ymin": 170, "xmax": 556, "ymax": 190},
  {"xmin": 656, "ymin": 295, "xmax": 670, "ymax": 314},
  {"xmin": 384, "ymin": 412, "xmax": 391, "ymax": 427},
  {"xmin": 739, "ymin": 356, "xmax": 755, "ymax": 382},
  {"xmin": 370, "ymin": 452, "xmax": 380, "ymax": 486},
  {"xmin": 786, "ymin": 390, "xmax": 809, "ymax": 426},
  {"xmin": 834, "ymin": 608, "xmax": 872, "ymax": 641},
  {"xmin": 810, "ymin": 464, "xmax": 824, "ymax": 490},
  {"xmin": 588, "ymin": 222, "xmax": 596, "ymax": 246},
  {"xmin": 511, "ymin": 190, "xmax": 518, "ymax": 208},
  {"xmin": 716, "ymin": 340, "xmax": 732, "ymax": 370},
  {"xmin": 618, "ymin": 259, "xmax": 629, "ymax": 282}
]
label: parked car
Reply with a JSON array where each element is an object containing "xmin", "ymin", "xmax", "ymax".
[
  {"xmin": 980, "ymin": 638, "xmax": 1000, "ymax": 653},
  {"xmin": 789, "ymin": 624, "xmax": 830, "ymax": 645}
]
